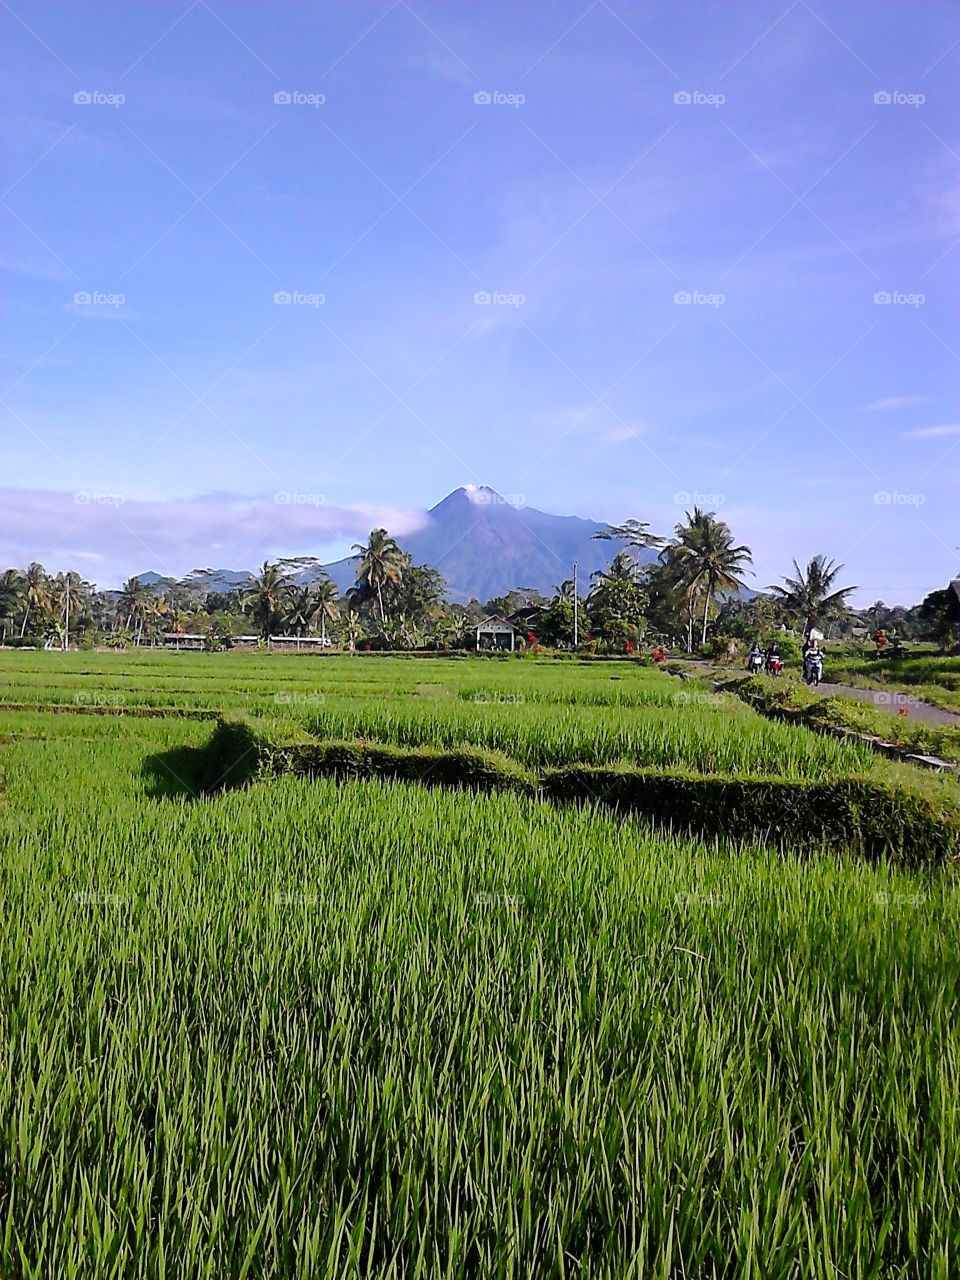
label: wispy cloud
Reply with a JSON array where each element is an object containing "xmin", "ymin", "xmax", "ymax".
[
  {"xmin": 864, "ymin": 396, "xmax": 930, "ymax": 412},
  {"xmin": 904, "ymin": 423, "xmax": 960, "ymax": 439}
]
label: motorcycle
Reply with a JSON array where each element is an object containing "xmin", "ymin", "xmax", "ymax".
[
  {"xmin": 803, "ymin": 653, "xmax": 824, "ymax": 687},
  {"xmin": 765, "ymin": 654, "xmax": 783, "ymax": 676},
  {"xmin": 747, "ymin": 652, "xmax": 763, "ymax": 674}
]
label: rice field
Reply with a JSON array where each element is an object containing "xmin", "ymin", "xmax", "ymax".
[{"xmin": 1, "ymin": 649, "xmax": 958, "ymax": 1277}]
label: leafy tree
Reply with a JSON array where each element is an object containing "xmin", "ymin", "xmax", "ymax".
[
  {"xmin": 313, "ymin": 577, "xmax": 340, "ymax": 644},
  {"xmin": 588, "ymin": 551, "xmax": 648, "ymax": 644},
  {"xmin": 918, "ymin": 586, "xmax": 960, "ymax": 650},
  {"xmin": 593, "ymin": 519, "xmax": 665, "ymax": 554},
  {"xmin": 540, "ymin": 590, "xmax": 589, "ymax": 648},
  {"xmin": 768, "ymin": 555, "xmax": 857, "ymax": 638},
  {"xmin": 117, "ymin": 576, "xmax": 153, "ymax": 644},
  {"xmin": 0, "ymin": 569, "xmax": 24, "ymax": 642}
]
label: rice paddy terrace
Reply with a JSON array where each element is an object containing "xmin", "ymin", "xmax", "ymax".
[{"xmin": 1, "ymin": 649, "xmax": 958, "ymax": 1278}]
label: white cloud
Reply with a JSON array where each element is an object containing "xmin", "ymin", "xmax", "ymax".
[
  {"xmin": 863, "ymin": 396, "xmax": 929, "ymax": 412},
  {"xmin": 904, "ymin": 423, "xmax": 960, "ymax": 439}
]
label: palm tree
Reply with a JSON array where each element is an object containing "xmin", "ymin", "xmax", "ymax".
[
  {"xmin": 352, "ymin": 529, "xmax": 404, "ymax": 624},
  {"xmin": 19, "ymin": 562, "xmax": 50, "ymax": 637},
  {"xmin": 313, "ymin": 576, "xmax": 340, "ymax": 644},
  {"xmin": 241, "ymin": 561, "xmax": 294, "ymax": 640},
  {"xmin": 768, "ymin": 555, "xmax": 857, "ymax": 638},
  {"xmin": 117, "ymin": 576, "xmax": 153, "ymax": 644},
  {"xmin": 0, "ymin": 569, "xmax": 24, "ymax": 642},
  {"xmin": 672, "ymin": 508, "xmax": 753, "ymax": 649},
  {"xmin": 285, "ymin": 585, "xmax": 319, "ymax": 638}
]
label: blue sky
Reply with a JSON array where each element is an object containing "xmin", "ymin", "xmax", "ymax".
[{"xmin": 2, "ymin": 0, "xmax": 958, "ymax": 601}]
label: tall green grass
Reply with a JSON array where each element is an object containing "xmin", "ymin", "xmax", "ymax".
[{"xmin": 1, "ymin": 724, "xmax": 957, "ymax": 1277}]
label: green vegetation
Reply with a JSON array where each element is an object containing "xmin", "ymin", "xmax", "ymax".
[
  {"xmin": 825, "ymin": 649, "xmax": 960, "ymax": 714},
  {"xmin": 1, "ymin": 649, "xmax": 958, "ymax": 1276}
]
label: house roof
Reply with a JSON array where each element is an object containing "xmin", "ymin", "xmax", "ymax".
[{"xmin": 476, "ymin": 615, "xmax": 516, "ymax": 630}]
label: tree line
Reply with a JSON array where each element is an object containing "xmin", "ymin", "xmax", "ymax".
[{"xmin": 2, "ymin": 507, "xmax": 957, "ymax": 651}]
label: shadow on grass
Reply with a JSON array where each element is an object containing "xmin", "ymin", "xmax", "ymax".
[{"xmin": 142, "ymin": 719, "xmax": 264, "ymax": 800}]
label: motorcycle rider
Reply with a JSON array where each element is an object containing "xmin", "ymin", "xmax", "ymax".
[
  {"xmin": 748, "ymin": 641, "xmax": 764, "ymax": 672},
  {"xmin": 803, "ymin": 638, "xmax": 824, "ymax": 682},
  {"xmin": 765, "ymin": 640, "xmax": 782, "ymax": 673}
]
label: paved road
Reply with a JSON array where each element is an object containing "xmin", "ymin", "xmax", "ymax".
[{"xmin": 813, "ymin": 681, "xmax": 960, "ymax": 728}]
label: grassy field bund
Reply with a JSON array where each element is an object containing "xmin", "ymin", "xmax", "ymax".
[{"xmin": 1, "ymin": 648, "xmax": 958, "ymax": 1278}]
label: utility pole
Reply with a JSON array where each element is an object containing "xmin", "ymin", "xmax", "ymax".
[
  {"xmin": 573, "ymin": 560, "xmax": 578, "ymax": 648},
  {"xmin": 63, "ymin": 574, "xmax": 69, "ymax": 652}
]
